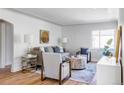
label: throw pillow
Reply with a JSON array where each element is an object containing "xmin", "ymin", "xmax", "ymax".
[
  {"xmin": 40, "ymin": 46, "xmax": 45, "ymax": 52},
  {"xmin": 59, "ymin": 47, "xmax": 64, "ymax": 53},
  {"xmin": 44, "ymin": 47, "xmax": 49, "ymax": 52},
  {"xmin": 47, "ymin": 46, "xmax": 54, "ymax": 52},
  {"xmin": 52, "ymin": 46, "xmax": 60, "ymax": 53},
  {"xmin": 81, "ymin": 48, "xmax": 88, "ymax": 54}
]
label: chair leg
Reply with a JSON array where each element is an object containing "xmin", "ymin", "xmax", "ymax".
[
  {"xmin": 59, "ymin": 79, "xmax": 62, "ymax": 85},
  {"xmin": 36, "ymin": 65, "xmax": 38, "ymax": 71},
  {"xmin": 59, "ymin": 63, "xmax": 62, "ymax": 85},
  {"xmin": 41, "ymin": 75, "xmax": 45, "ymax": 81},
  {"xmin": 69, "ymin": 61, "xmax": 71, "ymax": 77},
  {"xmin": 41, "ymin": 74, "xmax": 44, "ymax": 81},
  {"xmin": 41, "ymin": 66, "xmax": 45, "ymax": 81},
  {"xmin": 59, "ymin": 62, "xmax": 71, "ymax": 85}
]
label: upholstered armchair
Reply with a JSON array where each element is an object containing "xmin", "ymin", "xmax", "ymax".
[
  {"xmin": 76, "ymin": 48, "xmax": 91, "ymax": 63},
  {"xmin": 42, "ymin": 53, "xmax": 71, "ymax": 85}
]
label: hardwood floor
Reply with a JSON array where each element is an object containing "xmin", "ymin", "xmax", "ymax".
[{"xmin": 0, "ymin": 66, "xmax": 86, "ymax": 85}]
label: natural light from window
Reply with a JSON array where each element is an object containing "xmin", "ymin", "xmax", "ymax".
[{"xmin": 92, "ymin": 29, "xmax": 115, "ymax": 49}]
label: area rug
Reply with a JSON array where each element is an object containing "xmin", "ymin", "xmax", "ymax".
[
  {"xmin": 70, "ymin": 63, "xmax": 96, "ymax": 84},
  {"xmin": 35, "ymin": 63, "xmax": 96, "ymax": 84}
]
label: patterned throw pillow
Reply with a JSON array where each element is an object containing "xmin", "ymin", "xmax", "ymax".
[
  {"xmin": 44, "ymin": 47, "xmax": 49, "ymax": 52},
  {"xmin": 44, "ymin": 47, "xmax": 54, "ymax": 52},
  {"xmin": 47, "ymin": 47, "xmax": 54, "ymax": 52}
]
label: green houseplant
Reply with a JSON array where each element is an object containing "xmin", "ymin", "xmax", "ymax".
[{"xmin": 103, "ymin": 38, "xmax": 113, "ymax": 56}]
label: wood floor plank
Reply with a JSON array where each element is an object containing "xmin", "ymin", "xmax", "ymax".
[{"xmin": 0, "ymin": 67, "xmax": 86, "ymax": 85}]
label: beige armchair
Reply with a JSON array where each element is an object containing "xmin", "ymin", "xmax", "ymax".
[{"xmin": 42, "ymin": 53, "xmax": 71, "ymax": 85}]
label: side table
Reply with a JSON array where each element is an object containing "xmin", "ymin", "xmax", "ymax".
[{"xmin": 21, "ymin": 54, "xmax": 37, "ymax": 72}]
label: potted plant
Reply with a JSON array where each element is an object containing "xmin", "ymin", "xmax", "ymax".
[{"xmin": 103, "ymin": 38, "xmax": 113, "ymax": 57}]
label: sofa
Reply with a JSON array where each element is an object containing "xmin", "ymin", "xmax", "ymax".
[
  {"xmin": 42, "ymin": 46, "xmax": 70, "ymax": 61},
  {"xmin": 31, "ymin": 47, "xmax": 43, "ymax": 70},
  {"xmin": 31, "ymin": 46, "xmax": 70, "ymax": 70}
]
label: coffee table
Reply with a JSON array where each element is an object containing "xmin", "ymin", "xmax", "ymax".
[{"xmin": 70, "ymin": 55, "xmax": 87, "ymax": 70}]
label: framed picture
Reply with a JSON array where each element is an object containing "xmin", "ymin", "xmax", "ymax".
[{"xmin": 40, "ymin": 30, "xmax": 49, "ymax": 44}]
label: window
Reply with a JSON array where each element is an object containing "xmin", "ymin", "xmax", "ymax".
[{"xmin": 92, "ymin": 29, "xmax": 115, "ymax": 49}]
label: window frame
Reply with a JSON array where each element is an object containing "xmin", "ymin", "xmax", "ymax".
[{"xmin": 92, "ymin": 29, "xmax": 115, "ymax": 49}]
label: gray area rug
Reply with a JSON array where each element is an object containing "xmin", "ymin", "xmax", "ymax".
[
  {"xmin": 70, "ymin": 63, "xmax": 96, "ymax": 84},
  {"xmin": 36, "ymin": 62, "xmax": 96, "ymax": 84}
]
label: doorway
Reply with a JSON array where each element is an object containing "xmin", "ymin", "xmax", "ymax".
[{"xmin": 0, "ymin": 19, "xmax": 14, "ymax": 71}]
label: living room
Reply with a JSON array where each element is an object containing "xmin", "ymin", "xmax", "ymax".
[{"xmin": 0, "ymin": 8, "xmax": 123, "ymax": 85}]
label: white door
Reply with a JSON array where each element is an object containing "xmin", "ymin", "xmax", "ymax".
[
  {"xmin": 0, "ymin": 22, "xmax": 6, "ymax": 68},
  {"xmin": 0, "ymin": 21, "xmax": 13, "ymax": 68}
]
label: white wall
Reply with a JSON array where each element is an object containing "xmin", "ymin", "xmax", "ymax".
[
  {"xmin": 0, "ymin": 9, "xmax": 62, "ymax": 72},
  {"xmin": 62, "ymin": 21, "xmax": 118, "ymax": 61}
]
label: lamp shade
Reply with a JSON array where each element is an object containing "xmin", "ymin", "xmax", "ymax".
[
  {"xmin": 24, "ymin": 34, "xmax": 33, "ymax": 43},
  {"xmin": 62, "ymin": 37, "xmax": 68, "ymax": 43}
]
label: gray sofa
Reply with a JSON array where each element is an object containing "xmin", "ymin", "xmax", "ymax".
[{"xmin": 31, "ymin": 46, "xmax": 70, "ymax": 70}]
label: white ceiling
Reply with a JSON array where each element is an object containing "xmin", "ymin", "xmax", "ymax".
[{"xmin": 10, "ymin": 8, "xmax": 118, "ymax": 26}]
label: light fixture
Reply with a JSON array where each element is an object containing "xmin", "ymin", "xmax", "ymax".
[
  {"xmin": 62, "ymin": 37, "xmax": 68, "ymax": 43},
  {"xmin": 24, "ymin": 34, "xmax": 33, "ymax": 43},
  {"xmin": 62, "ymin": 37, "xmax": 68, "ymax": 48}
]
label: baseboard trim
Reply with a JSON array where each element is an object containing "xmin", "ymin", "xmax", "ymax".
[{"xmin": 11, "ymin": 66, "xmax": 21, "ymax": 72}]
